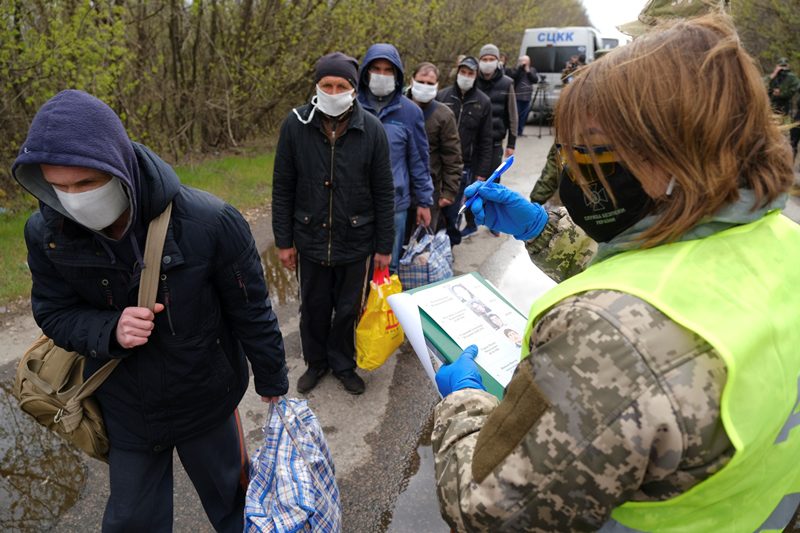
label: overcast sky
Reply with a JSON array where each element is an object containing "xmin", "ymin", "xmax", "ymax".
[{"xmin": 582, "ymin": 0, "xmax": 648, "ymax": 44}]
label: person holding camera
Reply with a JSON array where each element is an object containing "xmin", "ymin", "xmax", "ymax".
[
  {"xmin": 767, "ymin": 57, "xmax": 799, "ymax": 117},
  {"xmin": 510, "ymin": 55, "xmax": 539, "ymax": 137}
]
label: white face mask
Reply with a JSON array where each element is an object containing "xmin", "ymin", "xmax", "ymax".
[
  {"xmin": 53, "ymin": 176, "xmax": 129, "ymax": 231},
  {"xmin": 315, "ymin": 85, "xmax": 355, "ymax": 117},
  {"xmin": 479, "ymin": 59, "xmax": 498, "ymax": 75},
  {"xmin": 369, "ymin": 73, "xmax": 396, "ymax": 97},
  {"xmin": 411, "ymin": 80, "xmax": 438, "ymax": 103},
  {"xmin": 457, "ymin": 74, "xmax": 475, "ymax": 92}
]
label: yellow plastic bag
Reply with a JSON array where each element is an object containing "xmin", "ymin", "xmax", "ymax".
[{"xmin": 356, "ymin": 267, "xmax": 404, "ymax": 370}]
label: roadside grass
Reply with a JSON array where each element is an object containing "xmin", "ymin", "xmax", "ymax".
[{"xmin": 0, "ymin": 151, "xmax": 274, "ymax": 305}]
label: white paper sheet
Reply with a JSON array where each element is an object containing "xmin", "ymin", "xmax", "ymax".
[
  {"xmin": 413, "ymin": 275, "xmax": 527, "ymax": 387},
  {"xmin": 386, "ymin": 292, "xmax": 443, "ymax": 397}
]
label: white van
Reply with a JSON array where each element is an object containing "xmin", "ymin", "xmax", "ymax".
[{"xmin": 518, "ymin": 26, "xmax": 605, "ymax": 117}]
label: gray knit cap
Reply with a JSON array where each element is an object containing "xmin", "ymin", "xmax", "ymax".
[{"xmin": 479, "ymin": 44, "xmax": 500, "ymax": 60}]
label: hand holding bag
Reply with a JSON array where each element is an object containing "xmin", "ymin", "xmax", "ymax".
[
  {"xmin": 245, "ymin": 398, "xmax": 342, "ymax": 532},
  {"xmin": 355, "ymin": 267, "xmax": 404, "ymax": 370},
  {"xmin": 12, "ymin": 203, "xmax": 172, "ymax": 462},
  {"xmin": 398, "ymin": 225, "xmax": 454, "ymax": 289}
]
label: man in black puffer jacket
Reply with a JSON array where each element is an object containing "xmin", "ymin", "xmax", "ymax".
[
  {"xmin": 13, "ymin": 90, "xmax": 288, "ymax": 532},
  {"xmin": 272, "ymin": 52, "xmax": 395, "ymax": 396}
]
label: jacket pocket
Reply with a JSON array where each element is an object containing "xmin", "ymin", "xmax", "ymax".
[
  {"xmin": 345, "ymin": 213, "xmax": 375, "ymax": 247},
  {"xmin": 292, "ymin": 209, "xmax": 324, "ymax": 251}
]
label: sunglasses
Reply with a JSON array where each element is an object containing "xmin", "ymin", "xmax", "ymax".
[{"xmin": 556, "ymin": 144, "xmax": 619, "ymax": 181}]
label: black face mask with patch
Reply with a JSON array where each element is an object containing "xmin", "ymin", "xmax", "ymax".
[{"xmin": 559, "ymin": 163, "xmax": 654, "ymax": 243}]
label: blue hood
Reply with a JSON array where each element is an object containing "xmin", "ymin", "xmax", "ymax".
[
  {"xmin": 12, "ymin": 90, "xmax": 143, "ymax": 235},
  {"xmin": 359, "ymin": 43, "xmax": 405, "ymax": 93}
]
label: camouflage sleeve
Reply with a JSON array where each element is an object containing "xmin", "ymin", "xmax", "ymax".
[
  {"xmin": 529, "ymin": 143, "xmax": 560, "ymax": 205},
  {"xmin": 524, "ymin": 207, "xmax": 597, "ymax": 282},
  {"xmin": 432, "ymin": 290, "xmax": 731, "ymax": 532}
]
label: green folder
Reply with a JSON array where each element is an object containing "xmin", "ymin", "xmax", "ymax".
[{"xmin": 407, "ymin": 272, "xmax": 527, "ymax": 400}]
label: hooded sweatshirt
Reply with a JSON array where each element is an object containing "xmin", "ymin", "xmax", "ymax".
[
  {"xmin": 357, "ymin": 44, "xmax": 434, "ymax": 210},
  {"xmin": 13, "ymin": 90, "xmax": 288, "ymax": 451}
]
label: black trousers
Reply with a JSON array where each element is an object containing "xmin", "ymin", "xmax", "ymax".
[
  {"xmin": 102, "ymin": 411, "xmax": 248, "ymax": 533},
  {"xmin": 298, "ymin": 255, "xmax": 371, "ymax": 374}
]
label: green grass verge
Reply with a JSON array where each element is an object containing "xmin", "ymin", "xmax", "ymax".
[{"xmin": 0, "ymin": 151, "xmax": 274, "ymax": 305}]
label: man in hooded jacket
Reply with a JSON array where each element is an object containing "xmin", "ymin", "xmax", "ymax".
[
  {"xmin": 357, "ymin": 43, "xmax": 434, "ymax": 272},
  {"xmin": 13, "ymin": 90, "xmax": 288, "ymax": 532}
]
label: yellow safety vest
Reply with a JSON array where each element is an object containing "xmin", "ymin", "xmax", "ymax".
[{"xmin": 522, "ymin": 211, "xmax": 800, "ymax": 532}]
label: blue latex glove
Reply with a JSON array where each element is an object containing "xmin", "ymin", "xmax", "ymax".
[
  {"xmin": 435, "ymin": 345, "xmax": 486, "ymax": 397},
  {"xmin": 464, "ymin": 181, "xmax": 548, "ymax": 240}
]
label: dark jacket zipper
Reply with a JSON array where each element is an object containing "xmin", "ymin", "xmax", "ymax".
[{"xmin": 160, "ymin": 274, "xmax": 176, "ymax": 336}]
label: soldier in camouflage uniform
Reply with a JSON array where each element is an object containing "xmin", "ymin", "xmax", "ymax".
[
  {"xmin": 529, "ymin": 143, "xmax": 561, "ymax": 205},
  {"xmin": 433, "ymin": 10, "xmax": 800, "ymax": 532}
]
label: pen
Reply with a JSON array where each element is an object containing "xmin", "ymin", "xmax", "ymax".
[{"xmin": 458, "ymin": 155, "xmax": 515, "ymax": 215}]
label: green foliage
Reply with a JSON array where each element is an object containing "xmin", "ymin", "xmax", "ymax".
[
  {"xmin": 0, "ymin": 209, "xmax": 33, "ymax": 303},
  {"xmin": 734, "ymin": 0, "xmax": 800, "ymax": 72},
  {"xmin": 175, "ymin": 151, "xmax": 275, "ymax": 209}
]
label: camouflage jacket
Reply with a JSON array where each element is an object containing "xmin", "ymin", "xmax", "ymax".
[
  {"xmin": 529, "ymin": 143, "xmax": 561, "ymax": 206},
  {"xmin": 431, "ymin": 191, "xmax": 787, "ymax": 531},
  {"xmin": 432, "ymin": 290, "xmax": 732, "ymax": 531},
  {"xmin": 524, "ymin": 206, "xmax": 596, "ymax": 283}
]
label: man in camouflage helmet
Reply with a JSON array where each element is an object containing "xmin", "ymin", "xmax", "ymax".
[{"xmin": 619, "ymin": 0, "xmax": 730, "ymax": 36}]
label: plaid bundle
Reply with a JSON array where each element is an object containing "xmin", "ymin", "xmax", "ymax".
[
  {"xmin": 245, "ymin": 399, "xmax": 341, "ymax": 532},
  {"xmin": 398, "ymin": 226, "xmax": 454, "ymax": 289}
]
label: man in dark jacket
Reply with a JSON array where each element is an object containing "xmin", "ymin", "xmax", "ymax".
[
  {"xmin": 358, "ymin": 43, "xmax": 434, "ymax": 272},
  {"xmin": 476, "ymin": 43, "xmax": 518, "ymax": 237},
  {"xmin": 406, "ymin": 61, "xmax": 463, "ymax": 234},
  {"xmin": 436, "ymin": 56, "xmax": 493, "ymax": 244},
  {"xmin": 509, "ymin": 54, "xmax": 539, "ymax": 137},
  {"xmin": 13, "ymin": 90, "xmax": 288, "ymax": 532},
  {"xmin": 272, "ymin": 52, "xmax": 395, "ymax": 395}
]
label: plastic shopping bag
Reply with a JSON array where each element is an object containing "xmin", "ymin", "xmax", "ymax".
[
  {"xmin": 245, "ymin": 399, "xmax": 341, "ymax": 532},
  {"xmin": 398, "ymin": 225, "xmax": 453, "ymax": 290},
  {"xmin": 356, "ymin": 267, "xmax": 404, "ymax": 371}
]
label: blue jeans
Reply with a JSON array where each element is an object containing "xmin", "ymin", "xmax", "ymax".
[
  {"xmin": 517, "ymin": 98, "xmax": 532, "ymax": 136},
  {"xmin": 390, "ymin": 208, "xmax": 408, "ymax": 273}
]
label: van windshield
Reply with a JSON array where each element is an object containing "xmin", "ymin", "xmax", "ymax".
[{"xmin": 527, "ymin": 45, "xmax": 587, "ymax": 75}]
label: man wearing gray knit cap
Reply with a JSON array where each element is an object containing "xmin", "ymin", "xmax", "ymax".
[
  {"xmin": 272, "ymin": 51, "xmax": 395, "ymax": 395},
  {"xmin": 473, "ymin": 43, "xmax": 517, "ymax": 237}
]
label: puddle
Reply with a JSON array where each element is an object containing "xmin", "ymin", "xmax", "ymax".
[
  {"xmin": 384, "ymin": 415, "xmax": 449, "ymax": 533},
  {"xmin": 261, "ymin": 247, "xmax": 299, "ymax": 305},
  {"xmin": 0, "ymin": 379, "xmax": 85, "ymax": 531}
]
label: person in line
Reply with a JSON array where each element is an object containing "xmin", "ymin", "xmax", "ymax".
[
  {"xmin": 13, "ymin": 90, "xmax": 289, "ymax": 532},
  {"xmin": 357, "ymin": 43, "xmax": 433, "ymax": 272},
  {"xmin": 432, "ymin": 14, "xmax": 800, "ymax": 531},
  {"xmin": 272, "ymin": 52, "xmax": 395, "ymax": 395},
  {"xmin": 475, "ymin": 43, "xmax": 517, "ymax": 237},
  {"xmin": 509, "ymin": 55, "xmax": 539, "ymax": 137},
  {"xmin": 436, "ymin": 56, "xmax": 493, "ymax": 244},
  {"xmin": 405, "ymin": 62, "xmax": 463, "ymax": 234}
]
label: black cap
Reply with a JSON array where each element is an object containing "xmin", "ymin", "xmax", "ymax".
[
  {"xmin": 315, "ymin": 52, "xmax": 359, "ymax": 89},
  {"xmin": 458, "ymin": 56, "xmax": 479, "ymax": 72}
]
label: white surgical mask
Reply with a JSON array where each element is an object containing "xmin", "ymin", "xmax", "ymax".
[
  {"xmin": 479, "ymin": 60, "xmax": 498, "ymax": 75},
  {"xmin": 315, "ymin": 85, "xmax": 355, "ymax": 117},
  {"xmin": 457, "ymin": 74, "xmax": 475, "ymax": 92},
  {"xmin": 54, "ymin": 176, "xmax": 129, "ymax": 231},
  {"xmin": 411, "ymin": 80, "xmax": 438, "ymax": 103},
  {"xmin": 369, "ymin": 73, "xmax": 396, "ymax": 97}
]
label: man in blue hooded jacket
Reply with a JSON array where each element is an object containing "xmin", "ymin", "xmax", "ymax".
[
  {"xmin": 13, "ymin": 90, "xmax": 288, "ymax": 532},
  {"xmin": 358, "ymin": 43, "xmax": 434, "ymax": 272}
]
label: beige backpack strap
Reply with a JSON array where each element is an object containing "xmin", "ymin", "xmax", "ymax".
[
  {"xmin": 138, "ymin": 202, "xmax": 173, "ymax": 310},
  {"xmin": 76, "ymin": 202, "xmax": 174, "ymax": 397}
]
